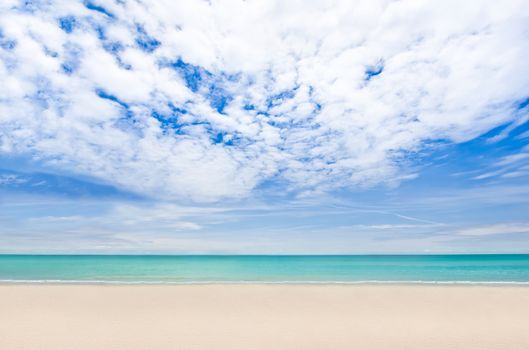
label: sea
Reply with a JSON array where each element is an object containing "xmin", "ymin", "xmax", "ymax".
[{"xmin": 0, "ymin": 254, "xmax": 528, "ymax": 284}]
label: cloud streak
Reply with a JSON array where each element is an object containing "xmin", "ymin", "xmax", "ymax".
[{"xmin": 456, "ymin": 223, "xmax": 529, "ymax": 236}]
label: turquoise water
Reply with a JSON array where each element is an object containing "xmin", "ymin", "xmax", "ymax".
[{"xmin": 0, "ymin": 255, "xmax": 528, "ymax": 284}]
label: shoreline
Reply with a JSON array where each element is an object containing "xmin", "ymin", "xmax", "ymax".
[
  {"xmin": 2, "ymin": 280, "xmax": 529, "ymax": 285},
  {"xmin": 2, "ymin": 284, "xmax": 529, "ymax": 350}
]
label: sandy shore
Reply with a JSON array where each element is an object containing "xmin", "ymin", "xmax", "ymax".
[{"xmin": 1, "ymin": 284, "xmax": 528, "ymax": 350}]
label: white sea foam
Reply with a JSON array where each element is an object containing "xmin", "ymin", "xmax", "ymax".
[{"xmin": 1, "ymin": 279, "xmax": 529, "ymax": 285}]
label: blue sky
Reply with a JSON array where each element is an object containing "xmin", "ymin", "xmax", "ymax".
[{"xmin": 0, "ymin": 0, "xmax": 529, "ymax": 253}]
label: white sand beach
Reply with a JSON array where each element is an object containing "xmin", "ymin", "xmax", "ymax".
[{"xmin": 1, "ymin": 284, "xmax": 528, "ymax": 350}]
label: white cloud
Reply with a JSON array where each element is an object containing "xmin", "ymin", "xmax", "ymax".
[
  {"xmin": 1, "ymin": 0, "xmax": 528, "ymax": 201},
  {"xmin": 24, "ymin": 203, "xmax": 207, "ymax": 235},
  {"xmin": 1, "ymin": 194, "xmax": 529, "ymax": 253},
  {"xmin": 0, "ymin": 174, "xmax": 27, "ymax": 185},
  {"xmin": 473, "ymin": 150, "xmax": 529, "ymax": 180},
  {"xmin": 456, "ymin": 223, "xmax": 529, "ymax": 236},
  {"xmin": 495, "ymin": 153, "xmax": 529, "ymax": 167}
]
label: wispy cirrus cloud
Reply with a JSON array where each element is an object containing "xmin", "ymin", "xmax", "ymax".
[
  {"xmin": 1, "ymin": 0, "xmax": 528, "ymax": 202},
  {"xmin": 1, "ymin": 188, "xmax": 528, "ymax": 253},
  {"xmin": 472, "ymin": 149, "xmax": 529, "ymax": 180},
  {"xmin": 456, "ymin": 223, "xmax": 529, "ymax": 236},
  {"xmin": 0, "ymin": 174, "xmax": 27, "ymax": 185}
]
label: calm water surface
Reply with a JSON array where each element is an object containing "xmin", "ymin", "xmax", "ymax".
[{"xmin": 0, "ymin": 255, "xmax": 528, "ymax": 284}]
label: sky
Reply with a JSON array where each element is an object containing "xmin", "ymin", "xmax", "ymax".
[{"xmin": 0, "ymin": 0, "xmax": 529, "ymax": 254}]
